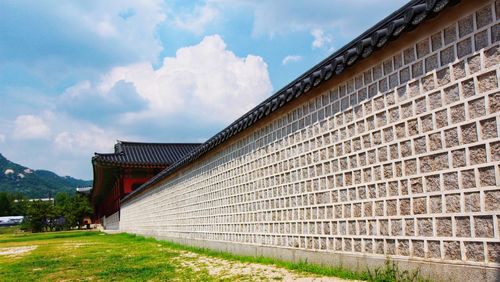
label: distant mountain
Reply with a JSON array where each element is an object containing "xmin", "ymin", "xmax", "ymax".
[{"xmin": 0, "ymin": 153, "xmax": 92, "ymax": 198}]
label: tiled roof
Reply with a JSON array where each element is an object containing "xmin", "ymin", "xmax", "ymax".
[
  {"xmin": 123, "ymin": 0, "xmax": 461, "ymax": 202},
  {"xmin": 93, "ymin": 141, "xmax": 201, "ymax": 166}
]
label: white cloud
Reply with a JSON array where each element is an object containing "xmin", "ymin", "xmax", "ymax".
[
  {"xmin": 173, "ymin": 3, "xmax": 219, "ymax": 34},
  {"xmin": 0, "ymin": 134, "xmax": 5, "ymax": 143},
  {"xmin": 90, "ymin": 34, "xmax": 272, "ymax": 124},
  {"xmin": 54, "ymin": 126, "xmax": 117, "ymax": 156},
  {"xmin": 311, "ymin": 28, "xmax": 333, "ymax": 49},
  {"xmin": 13, "ymin": 115, "xmax": 51, "ymax": 140},
  {"xmin": 282, "ymin": 55, "xmax": 302, "ymax": 65}
]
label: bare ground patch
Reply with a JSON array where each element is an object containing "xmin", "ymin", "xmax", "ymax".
[
  {"xmin": 173, "ymin": 251, "xmax": 359, "ymax": 281},
  {"xmin": 0, "ymin": 245, "xmax": 37, "ymax": 257}
]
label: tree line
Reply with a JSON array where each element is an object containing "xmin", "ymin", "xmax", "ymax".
[{"xmin": 0, "ymin": 192, "xmax": 92, "ymax": 232}]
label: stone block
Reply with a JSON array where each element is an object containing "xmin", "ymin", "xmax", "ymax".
[
  {"xmin": 452, "ymin": 149, "xmax": 466, "ymax": 168},
  {"xmin": 475, "ymin": 30, "xmax": 489, "ymax": 51},
  {"xmin": 420, "ymin": 153, "xmax": 448, "ymax": 173},
  {"xmin": 417, "ymin": 218, "xmax": 433, "ymax": 237},
  {"xmin": 464, "ymin": 192, "xmax": 481, "ymax": 212},
  {"xmin": 444, "ymin": 24, "xmax": 457, "ymax": 46},
  {"xmin": 437, "ymin": 68, "xmax": 451, "ymax": 87},
  {"xmin": 431, "ymin": 32, "xmax": 442, "ymax": 51},
  {"xmin": 403, "ymin": 218, "xmax": 414, "ymax": 235},
  {"xmin": 484, "ymin": 190, "xmax": 500, "ymax": 211},
  {"xmin": 474, "ymin": 216, "xmax": 494, "ymax": 238},
  {"xmin": 429, "ymin": 91, "xmax": 443, "ymax": 110},
  {"xmin": 398, "ymin": 239, "xmax": 410, "ymax": 256},
  {"xmin": 467, "ymin": 54, "xmax": 481, "ymax": 74},
  {"xmin": 457, "ymin": 38, "xmax": 472, "ymax": 58},
  {"xmin": 420, "ymin": 115, "xmax": 433, "ymax": 133},
  {"xmin": 425, "ymin": 174, "xmax": 441, "ymax": 192},
  {"xmin": 403, "ymin": 47, "xmax": 415, "ymax": 65},
  {"xmin": 429, "ymin": 196, "xmax": 442, "ymax": 213},
  {"xmin": 383, "ymin": 59, "xmax": 393, "ymax": 76},
  {"xmin": 450, "ymin": 104, "xmax": 465, "ymax": 124},
  {"xmin": 493, "ymin": 23, "xmax": 500, "ymax": 42},
  {"xmin": 404, "ymin": 159, "xmax": 417, "ymax": 175},
  {"xmin": 478, "ymin": 71, "xmax": 498, "ymax": 93},
  {"xmin": 411, "ymin": 177, "xmax": 423, "ymax": 194},
  {"xmin": 414, "ymin": 137, "xmax": 427, "ymax": 154},
  {"xmin": 375, "ymin": 239, "xmax": 384, "ymax": 254},
  {"xmin": 491, "ymin": 141, "xmax": 500, "ymax": 161},
  {"xmin": 379, "ymin": 220, "xmax": 389, "ymax": 236},
  {"xmin": 443, "ymin": 241, "xmax": 461, "ymax": 261},
  {"xmin": 415, "ymin": 97, "xmax": 426, "ymax": 115},
  {"xmin": 400, "ymin": 67, "xmax": 410, "ymax": 84},
  {"xmin": 435, "ymin": 109, "xmax": 448, "ymax": 128},
  {"xmin": 487, "ymin": 242, "xmax": 500, "ymax": 263},
  {"xmin": 428, "ymin": 240, "xmax": 441, "ymax": 259},
  {"xmin": 468, "ymin": 97, "xmax": 486, "ymax": 119},
  {"xmin": 400, "ymin": 199, "xmax": 411, "ymax": 216},
  {"xmin": 446, "ymin": 84, "xmax": 462, "ymax": 106},
  {"xmin": 373, "ymin": 64, "xmax": 383, "ymax": 81},
  {"xmin": 462, "ymin": 78, "xmax": 476, "ymax": 98},
  {"xmin": 443, "ymin": 172, "xmax": 459, "ymax": 190},
  {"xmin": 453, "ymin": 61, "xmax": 466, "ymax": 80},
  {"xmin": 479, "ymin": 166, "xmax": 496, "ymax": 187},
  {"xmin": 440, "ymin": 46, "xmax": 455, "ymax": 66},
  {"xmin": 476, "ymin": 4, "xmax": 493, "ymax": 29},
  {"xmin": 480, "ymin": 118, "xmax": 498, "ymax": 139},
  {"xmin": 489, "ymin": 92, "xmax": 500, "ymax": 113},
  {"xmin": 412, "ymin": 240, "xmax": 425, "ymax": 258},
  {"xmin": 425, "ymin": 54, "xmax": 438, "ymax": 73},
  {"xmin": 436, "ymin": 217, "xmax": 452, "ymax": 237},
  {"xmin": 429, "ymin": 133, "xmax": 442, "ymax": 151},
  {"xmin": 421, "ymin": 74, "xmax": 436, "ymax": 92},
  {"xmin": 388, "ymin": 107, "xmax": 399, "ymax": 123},
  {"xmin": 461, "ymin": 123, "xmax": 478, "ymax": 144},
  {"xmin": 458, "ymin": 15, "xmax": 474, "ymax": 38},
  {"xmin": 445, "ymin": 194, "xmax": 461, "ymax": 213},
  {"xmin": 416, "ymin": 38, "xmax": 430, "ymax": 59},
  {"xmin": 455, "ymin": 216, "xmax": 471, "ymax": 238},
  {"xmin": 401, "ymin": 102, "xmax": 413, "ymax": 119},
  {"xmin": 385, "ymin": 199, "xmax": 397, "ymax": 217},
  {"xmin": 465, "ymin": 242, "xmax": 484, "ymax": 262},
  {"xmin": 375, "ymin": 201, "xmax": 384, "ymax": 216},
  {"xmin": 469, "ymin": 145, "xmax": 487, "ymax": 164},
  {"xmin": 389, "ymin": 144, "xmax": 399, "ymax": 160},
  {"xmin": 462, "ymin": 169, "xmax": 477, "ymax": 189},
  {"xmin": 413, "ymin": 197, "xmax": 427, "ymax": 215},
  {"xmin": 485, "ymin": 45, "xmax": 500, "ymax": 68}
]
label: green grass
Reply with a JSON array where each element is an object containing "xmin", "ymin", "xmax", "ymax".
[
  {"xmin": 0, "ymin": 228, "xmax": 216, "ymax": 281},
  {"xmin": 0, "ymin": 227, "xmax": 429, "ymax": 281}
]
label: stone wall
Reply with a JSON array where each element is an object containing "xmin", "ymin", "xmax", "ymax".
[{"xmin": 121, "ymin": 1, "xmax": 500, "ymax": 279}]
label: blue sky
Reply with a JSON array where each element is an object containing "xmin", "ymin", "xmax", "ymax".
[{"xmin": 0, "ymin": 0, "xmax": 407, "ymax": 179}]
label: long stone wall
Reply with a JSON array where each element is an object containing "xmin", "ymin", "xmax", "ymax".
[{"xmin": 121, "ymin": 1, "xmax": 500, "ymax": 280}]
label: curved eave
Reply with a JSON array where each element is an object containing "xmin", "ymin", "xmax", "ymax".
[{"xmin": 122, "ymin": 0, "xmax": 461, "ymax": 204}]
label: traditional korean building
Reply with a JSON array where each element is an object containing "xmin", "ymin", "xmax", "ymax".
[{"xmin": 91, "ymin": 141, "xmax": 200, "ymax": 228}]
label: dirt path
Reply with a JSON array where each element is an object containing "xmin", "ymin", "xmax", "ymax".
[
  {"xmin": 0, "ymin": 246, "xmax": 37, "ymax": 256},
  {"xmin": 173, "ymin": 251, "xmax": 359, "ymax": 281}
]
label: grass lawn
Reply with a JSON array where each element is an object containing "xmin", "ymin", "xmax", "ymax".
[
  {"xmin": 0, "ymin": 227, "xmax": 427, "ymax": 282},
  {"xmin": 0, "ymin": 228, "xmax": 218, "ymax": 281}
]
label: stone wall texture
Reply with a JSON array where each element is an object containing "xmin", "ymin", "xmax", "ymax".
[{"xmin": 121, "ymin": 1, "xmax": 500, "ymax": 279}]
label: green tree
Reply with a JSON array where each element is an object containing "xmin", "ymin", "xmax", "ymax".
[
  {"xmin": 24, "ymin": 200, "xmax": 56, "ymax": 232},
  {"xmin": 72, "ymin": 194, "xmax": 92, "ymax": 228},
  {"xmin": 0, "ymin": 192, "xmax": 11, "ymax": 216}
]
